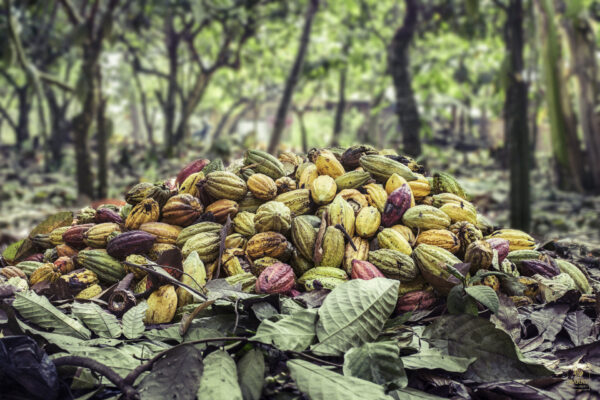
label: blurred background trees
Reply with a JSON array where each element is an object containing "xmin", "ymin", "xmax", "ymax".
[{"xmin": 0, "ymin": 0, "xmax": 598, "ymax": 239}]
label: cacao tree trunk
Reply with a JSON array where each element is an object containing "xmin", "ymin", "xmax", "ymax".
[
  {"xmin": 15, "ymin": 87, "xmax": 31, "ymax": 150},
  {"xmin": 389, "ymin": 0, "xmax": 421, "ymax": 158},
  {"xmin": 268, "ymin": 0, "xmax": 320, "ymax": 154},
  {"xmin": 504, "ymin": 0, "xmax": 530, "ymax": 231},
  {"xmin": 97, "ymin": 96, "xmax": 108, "ymax": 199},
  {"xmin": 164, "ymin": 14, "xmax": 179, "ymax": 157},
  {"xmin": 331, "ymin": 63, "xmax": 347, "ymax": 147}
]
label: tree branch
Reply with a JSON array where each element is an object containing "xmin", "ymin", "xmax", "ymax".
[
  {"xmin": 491, "ymin": 0, "xmax": 508, "ymax": 11},
  {"xmin": 57, "ymin": 0, "xmax": 84, "ymax": 25}
]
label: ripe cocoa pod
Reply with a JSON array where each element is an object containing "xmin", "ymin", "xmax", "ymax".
[
  {"xmin": 318, "ymin": 226, "xmax": 344, "ymax": 268},
  {"xmin": 226, "ymin": 272, "xmax": 257, "ymax": 292},
  {"xmin": 84, "ymin": 223, "xmax": 122, "ymax": 248},
  {"xmin": 488, "ymin": 229, "xmax": 536, "ymax": 251},
  {"xmin": 0, "ymin": 266, "xmax": 27, "ymax": 280},
  {"xmin": 254, "ymin": 201, "xmax": 292, "ymax": 233},
  {"xmin": 62, "ymin": 223, "xmax": 94, "ymax": 249},
  {"xmin": 176, "ymin": 221, "xmax": 223, "ymax": 248},
  {"xmin": 125, "ymin": 198, "xmax": 160, "ymax": 230},
  {"xmin": 506, "ymin": 250, "xmax": 542, "ymax": 266},
  {"xmin": 75, "ymin": 284, "xmax": 103, "ymax": 300},
  {"xmin": 225, "ymin": 233, "xmax": 247, "ymax": 249},
  {"xmin": 95, "ymin": 208, "xmax": 123, "ymax": 224},
  {"xmin": 449, "ymin": 221, "xmax": 483, "ymax": 255},
  {"xmin": 161, "ymin": 194, "xmax": 203, "ymax": 226},
  {"xmin": 179, "ymin": 172, "xmax": 205, "ymax": 198},
  {"xmin": 275, "ymin": 189, "xmax": 312, "ymax": 216},
  {"xmin": 182, "ymin": 232, "xmax": 220, "ymax": 262},
  {"xmin": 205, "ymin": 171, "xmax": 248, "ymax": 201},
  {"xmin": 340, "ymin": 145, "xmax": 378, "ymax": 170},
  {"xmin": 15, "ymin": 261, "xmax": 44, "ymax": 277},
  {"xmin": 335, "ymin": 170, "xmax": 371, "ymax": 191},
  {"xmin": 412, "ymin": 244, "xmax": 463, "ymax": 295},
  {"xmin": 205, "ymin": 199, "xmax": 239, "ymax": 223},
  {"xmin": 233, "ymin": 211, "xmax": 256, "ymax": 237},
  {"xmin": 49, "ymin": 226, "xmax": 70, "ymax": 246},
  {"xmin": 310, "ymin": 175, "xmax": 336, "ymax": 205},
  {"xmin": 275, "ymin": 176, "xmax": 296, "ymax": 194},
  {"xmin": 385, "ymin": 173, "xmax": 408, "ymax": 195},
  {"xmin": 416, "ymin": 229, "xmax": 460, "ymax": 254},
  {"xmin": 107, "ymin": 231, "xmax": 156, "ymax": 259},
  {"xmin": 54, "ymin": 257, "xmax": 74, "ymax": 274},
  {"xmin": 391, "ymin": 225, "xmax": 416, "ymax": 244},
  {"xmin": 355, "ymin": 206, "xmax": 380, "ymax": 238},
  {"xmin": 377, "ymin": 228, "xmax": 412, "ymax": 255},
  {"xmin": 246, "ymin": 232, "xmax": 289, "ymax": 260},
  {"xmin": 402, "ymin": 205, "xmax": 451, "ymax": 231},
  {"xmin": 519, "ymin": 260, "xmax": 560, "ymax": 278},
  {"xmin": 298, "ymin": 266, "xmax": 348, "ymax": 291},
  {"xmin": 291, "ymin": 216, "xmax": 317, "ymax": 261},
  {"xmin": 432, "ymin": 171, "xmax": 468, "ymax": 200},
  {"xmin": 351, "ymin": 260, "xmax": 385, "ymax": 280},
  {"xmin": 31, "ymin": 234, "xmax": 52, "ymax": 249},
  {"xmin": 343, "ymin": 236, "xmax": 369, "ymax": 274},
  {"xmin": 368, "ymin": 249, "xmax": 417, "ymax": 281},
  {"xmin": 338, "ymin": 189, "xmax": 369, "ymax": 213},
  {"xmin": 439, "ymin": 203, "xmax": 477, "ymax": 225},
  {"xmin": 247, "ymin": 173, "xmax": 278, "ymax": 200},
  {"xmin": 396, "ymin": 290, "xmax": 437, "ymax": 313},
  {"xmin": 464, "ymin": 240, "xmax": 493, "ymax": 272},
  {"xmin": 432, "ymin": 193, "xmax": 476, "ymax": 215},
  {"xmin": 556, "ymin": 259, "xmax": 591, "ymax": 294},
  {"xmin": 61, "ymin": 269, "xmax": 99, "ymax": 289},
  {"xmin": 125, "ymin": 182, "xmax": 154, "ymax": 205},
  {"xmin": 124, "ymin": 254, "xmax": 150, "ymax": 280},
  {"xmin": 298, "ymin": 163, "xmax": 318, "ymax": 189},
  {"xmin": 29, "ymin": 264, "xmax": 61, "ymax": 285},
  {"xmin": 251, "ymin": 257, "xmax": 280, "ymax": 276},
  {"xmin": 486, "ymin": 238, "xmax": 510, "ymax": 263},
  {"xmin": 407, "ymin": 174, "xmax": 430, "ymax": 200},
  {"xmin": 364, "ymin": 183, "xmax": 388, "ymax": 213},
  {"xmin": 145, "ymin": 285, "xmax": 178, "ymax": 324},
  {"xmin": 139, "ymin": 222, "xmax": 181, "ymax": 245},
  {"xmin": 255, "ymin": 262, "xmax": 295, "ymax": 294},
  {"xmin": 315, "ymin": 150, "xmax": 345, "ymax": 178},
  {"xmin": 327, "ymin": 196, "xmax": 355, "ymax": 236},
  {"xmin": 382, "ymin": 184, "xmax": 412, "ymax": 227},
  {"xmin": 244, "ymin": 149, "xmax": 285, "ymax": 179},
  {"xmin": 359, "ymin": 154, "xmax": 417, "ymax": 182},
  {"xmin": 221, "ymin": 248, "xmax": 249, "ymax": 276},
  {"xmin": 175, "ymin": 159, "xmax": 209, "ymax": 187},
  {"xmin": 76, "ymin": 250, "xmax": 126, "ymax": 284}
]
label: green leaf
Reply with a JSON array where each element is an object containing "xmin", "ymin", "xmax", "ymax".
[
  {"xmin": 343, "ymin": 342, "xmax": 406, "ymax": 388},
  {"xmin": 137, "ymin": 345, "xmax": 204, "ymax": 400},
  {"xmin": 28, "ymin": 211, "xmax": 73, "ymax": 238},
  {"xmin": 15, "ymin": 318, "xmax": 86, "ymax": 349},
  {"xmin": 465, "ymin": 285, "xmax": 499, "ymax": 313},
  {"xmin": 144, "ymin": 325, "xmax": 183, "ymax": 343},
  {"xmin": 422, "ymin": 314, "xmax": 553, "ymax": 382},
  {"xmin": 13, "ymin": 291, "xmax": 91, "ymax": 339},
  {"xmin": 401, "ymin": 348, "xmax": 475, "ymax": 372},
  {"xmin": 447, "ymin": 285, "xmax": 478, "ymax": 315},
  {"xmin": 197, "ymin": 350, "xmax": 242, "ymax": 400},
  {"xmin": 252, "ymin": 309, "xmax": 317, "ymax": 351},
  {"xmin": 237, "ymin": 348, "xmax": 265, "ymax": 400},
  {"xmin": 311, "ymin": 278, "xmax": 399, "ymax": 356},
  {"xmin": 2, "ymin": 239, "xmax": 24, "ymax": 263},
  {"xmin": 122, "ymin": 303, "xmax": 148, "ymax": 339},
  {"xmin": 72, "ymin": 302, "xmax": 122, "ymax": 339},
  {"xmin": 389, "ymin": 388, "xmax": 446, "ymax": 399},
  {"xmin": 287, "ymin": 359, "xmax": 390, "ymax": 400}
]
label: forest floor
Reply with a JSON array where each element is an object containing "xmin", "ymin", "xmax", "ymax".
[{"xmin": 1, "ymin": 144, "xmax": 599, "ymax": 253}]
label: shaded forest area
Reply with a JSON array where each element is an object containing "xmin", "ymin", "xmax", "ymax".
[{"xmin": 0, "ymin": 0, "xmax": 599, "ymax": 247}]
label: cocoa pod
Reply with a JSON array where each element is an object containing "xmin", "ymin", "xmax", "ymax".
[
  {"xmin": 486, "ymin": 238, "xmax": 510, "ymax": 263},
  {"xmin": 95, "ymin": 208, "xmax": 123, "ymax": 224},
  {"xmin": 381, "ymin": 184, "xmax": 412, "ymax": 227},
  {"xmin": 396, "ymin": 290, "xmax": 437, "ymax": 313},
  {"xmin": 519, "ymin": 260, "xmax": 560, "ymax": 278},
  {"xmin": 205, "ymin": 199, "xmax": 239, "ymax": 223},
  {"xmin": 351, "ymin": 260, "xmax": 385, "ymax": 280},
  {"xmin": 355, "ymin": 206, "xmax": 380, "ymax": 238},
  {"xmin": 464, "ymin": 240, "xmax": 493, "ymax": 272},
  {"xmin": 368, "ymin": 249, "xmax": 417, "ymax": 282},
  {"xmin": 62, "ymin": 223, "xmax": 94, "ymax": 249},
  {"xmin": 205, "ymin": 171, "xmax": 248, "ymax": 201},
  {"xmin": 107, "ymin": 231, "xmax": 156, "ymax": 260},
  {"xmin": 161, "ymin": 194, "xmax": 203, "ymax": 226},
  {"xmin": 247, "ymin": 173, "xmax": 278, "ymax": 200},
  {"xmin": 254, "ymin": 201, "xmax": 292, "ymax": 233},
  {"xmin": 255, "ymin": 262, "xmax": 295, "ymax": 294},
  {"xmin": 246, "ymin": 232, "xmax": 289, "ymax": 260}
]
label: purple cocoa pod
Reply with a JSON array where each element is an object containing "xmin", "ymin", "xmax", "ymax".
[
  {"xmin": 106, "ymin": 230, "xmax": 156, "ymax": 260},
  {"xmin": 382, "ymin": 184, "xmax": 412, "ymax": 227},
  {"xmin": 520, "ymin": 260, "xmax": 560, "ymax": 278},
  {"xmin": 486, "ymin": 238, "xmax": 510, "ymax": 263},
  {"xmin": 95, "ymin": 208, "xmax": 124, "ymax": 224}
]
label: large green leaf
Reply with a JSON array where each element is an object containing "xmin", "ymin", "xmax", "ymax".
[
  {"xmin": 237, "ymin": 348, "xmax": 265, "ymax": 400},
  {"xmin": 465, "ymin": 285, "xmax": 499, "ymax": 314},
  {"xmin": 401, "ymin": 348, "xmax": 475, "ymax": 372},
  {"xmin": 122, "ymin": 303, "xmax": 148, "ymax": 339},
  {"xmin": 311, "ymin": 278, "xmax": 399, "ymax": 356},
  {"xmin": 422, "ymin": 314, "xmax": 553, "ymax": 382},
  {"xmin": 251, "ymin": 309, "xmax": 317, "ymax": 351},
  {"xmin": 287, "ymin": 359, "xmax": 390, "ymax": 400},
  {"xmin": 12, "ymin": 291, "xmax": 91, "ymax": 339},
  {"xmin": 343, "ymin": 341, "xmax": 406, "ymax": 388},
  {"xmin": 197, "ymin": 350, "xmax": 242, "ymax": 400},
  {"xmin": 2, "ymin": 239, "xmax": 24, "ymax": 263},
  {"xmin": 11, "ymin": 211, "xmax": 74, "ymax": 262},
  {"xmin": 137, "ymin": 345, "xmax": 204, "ymax": 400},
  {"xmin": 72, "ymin": 302, "xmax": 122, "ymax": 339}
]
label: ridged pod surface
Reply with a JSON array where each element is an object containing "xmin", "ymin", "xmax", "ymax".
[
  {"xmin": 318, "ymin": 227, "xmax": 345, "ymax": 268},
  {"xmin": 402, "ymin": 205, "xmax": 451, "ymax": 230},
  {"xmin": 488, "ymin": 229, "xmax": 536, "ymax": 251},
  {"xmin": 396, "ymin": 290, "xmax": 437, "ymax": 313},
  {"xmin": 432, "ymin": 171, "xmax": 468, "ymax": 200},
  {"xmin": 254, "ymin": 201, "xmax": 292, "ymax": 233},
  {"xmin": 233, "ymin": 211, "xmax": 256, "ymax": 237},
  {"xmin": 205, "ymin": 199, "xmax": 239, "ymax": 223},
  {"xmin": 205, "ymin": 171, "xmax": 248, "ymax": 201},
  {"xmin": 368, "ymin": 249, "xmax": 417, "ymax": 281},
  {"xmin": 275, "ymin": 189, "xmax": 312, "ymax": 216},
  {"xmin": 416, "ymin": 229, "xmax": 460, "ymax": 254},
  {"xmin": 63, "ymin": 223, "xmax": 94, "ymax": 249},
  {"xmin": 464, "ymin": 240, "xmax": 493, "ymax": 272},
  {"xmin": 77, "ymin": 250, "xmax": 126, "ymax": 284},
  {"xmin": 449, "ymin": 221, "xmax": 483, "ymax": 255},
  {"xmin": 161, "ymin": 194, "xmax": 203, "ymax": 226},
  {"xmin": 439, "ymin": 203, "xmax": 477, "ymax": 225},
  {"xmin": 351, "ymin": 260, "xmax": 385, "ymax": 280},
  {"xmin": 355, "ymin": 206, "xmax": 380, "ymax": 238},
  {"xmin": 84, "ymin": 223, "xmax": 121, "ymax": 248},
  {"xmin": 291, "ymin": 216, "xmax": 317, "ymax": 261},
  {"xmin": 145, "ymin": 285, "xmax": 178, "ymax": 324},
  {"xmin": 244, "ymin": 149, "xmax": 285, "ymax": 179},
  {"xmin": 176, "ymin": 221, "xmax": 222, "ymax": 247},
  {"xmin": 364, "ymin": 183, "xmax": 388, "ymax": 213},
  {"xmin": 181, "ymin": 232, "xmax": 220, "ymax": 261},
  {"xmin": 407, "ymin": 174, "xmax": 430, "ymax": 200},
  {"xmin": 327, "ymin": 196, "xmax": 355, "ymax": 236},
  {"xmin": 377, "ymin": 228, "xmax": 412, "ymax": 255},
  {"xmin": 315, "ymin": 150, "xmax": 345, "ymax": 178},
  {"xmin": 343, "ymin": 236, "xmax": 369, "ymax": 274},
  {"xmin": 125, "ymin": 198, "xmax": 159, "ymax": 230},
  {"xmin": 382, "ymin": 184, "xmax": 412, "ymax": 227},
  {"xmin": 310, "ymin": 175, "xmax": 337, "ymax": 205},
  {"xmin": 139, "ymin": 222, "xmax": 181, "ymax": 245},
  {"xmin": 178, "ymin": 172, "xmax": 205, "ymax": 198},
  {"xmin": 246, "ymin": 232, "xmax": 289, "ymax": 260},
  {"xmin": 255, "ymin": 262, "xmax": 295, "ymax": 294},
  {"xmin": 335, "ymin": 171, "xmax": 371, "ymax": 190},
  {"xmin": 247, "ymin": 173, "xmax": 278, "ymax": 200},
  {"xmin": 359, "ymin": 155, "xmax": 417, "ymax": 182},
  {"xmin": 106, "ymin": 230, "xmax": 156, "ymax": 260}
]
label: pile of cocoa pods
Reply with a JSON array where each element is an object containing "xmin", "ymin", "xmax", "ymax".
[{"xmin": 0, "ymin": 146, "xmax": 594, "ymax": 323}]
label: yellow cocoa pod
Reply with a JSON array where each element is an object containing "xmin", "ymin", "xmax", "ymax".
[
  {"xmin": 310, "ymin": 175, "xmax": 336, "ymax": 205},
  {"xmin": 364, "ymin": 183, "xmax": 387, "ymax": 213},
  {"xmin": 246, "ymin": 231, "xmax": 289, "ymax": 260},
  {"xmin": 439, "ymin": 203, "xmax": 477, "ymax": 225},
  {"xmin": 179, "ymin": 172, "xmax": 205, "ymax": 197},
  {"xmin": 318, "ymin": 226, "xmax": 344, "ymax": 268},
  {"xmin": 355, "ymin": 206, "xmax": 380, "ymax": 238},
  {"xmin": 205, "ymin": 199, "xmax": 239, "ymax": 223},
  {"xmin": 247, "ymin": 173, "xmax": 278, "ymax": 200},
  {"xmin": 402, "ymin": 205, "xmax": 451, "ymax": 230},
  {"xmin": 315, "ymin": 150, "xmax": 345, "ymax": 178},
  {"xmin": 145, "ymin": 285, "xmax": 178, "ymax": 324},
  {"xmin": 327, "ymin": 196, "xmax": 355, "ymax": 236},
  {"xmin": 29, "ymin": 264, "xmax": 60, "ymax": 285},
  {"xmin": 233, "ymin": 211, "xmax": 256, "ymax": 237},
  {"xmin": 221, "ymin": 248, "xmax": 247, "ymax": 277},
  {"xmin": 125, "ymin": 198, "xmax": 160, "ymax": 230},
  {"xmin": 275, "ymin": 189, "xmax": 312, "ymax": 216},
  {"xmin": 416, "ymin": 229, "xmax": 460, "ymax": 254},
  {"xmin": 139, "ymin": 222, "xmax": 182, "ymax": 244},
  {"xmin": 298, "ymin": 163, "xmax": 318, "ymax": 188},
  {"xmin": 488, "ymin": 229, "xmax": 536, "ymax": 251},
  {"xmin": 225, "ymin": 233, "xmax": 247, "ymax": 249},
  {"xmin": 407, "ymin": 174, "xmax": 430, "ymax": 200},
  {"xmin": 377, "ymin": 228, "xmax": 412, "ymax": 255},
  {"xmin": 390, "ymin": 225, "xmax": 416, "ymax": 244},
  {"xmin": 75, "ymin": 284, "xmax": 103, "ymax": 300},
  {"xmin": 386, "ymin": 173, "xmax": 409, "ymax": 194},
  {"xmin": 254, "ymin": 201, "xmax": 292, "ymax": 233},
  {"xmin": 343, "ymin": 236, "xmax": 369, "ymax": 274},
  {"xmin": 49, "ymin": 226, "xmax": 70, "ymax": 246},
  {"xmin": 337, "ymin": 189, "xmax": 369, "ymax": 213}
]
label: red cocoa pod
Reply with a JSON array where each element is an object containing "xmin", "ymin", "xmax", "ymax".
[
  {"xmin": 24, "ymin": 253, "xmax": 44, "ymax": 262},
  {"xmin": 95, "ymin": 208, "xmax": 124, "ymax": 224},
  {"xmin": 382, "ymin": 184, "xmax": 412, "ymax": 227},
  {"xmin": 56, "ymin": 244, "xmax": 78, "ymax": 258},
  {"xmin": 351, "ymin": 259, "xmax": 385, "ymax": 280},
  {"xmin": 396, "ymin": 290, "xmax": 437, "ymax": 313},
  {"xmin": 54, "ymin": 256, "xmax": 75, "ymax": 274},
  {"xmin": 175, "ymin": 159, "xmax": 210, "ymax": 187},
  {"xmin": 106, "ymin": 231, "xmax": 156, "ymax": 260},
  {"xmin": 520, "ymin": 260, "xmax": 560, "ymax": 278},
  {"xmin": 255, "ymin": 262, "xmax": 295, "ymax": 294},
  {"xmin": 63, "ymin": 224, "xmax": 95, "ymax": 249},
  {"xmin": 486, "ymin": 238, "xmax": 510, "ymax": 263}
]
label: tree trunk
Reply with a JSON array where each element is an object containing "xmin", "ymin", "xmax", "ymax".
[
  {"xmin": 479, "ymin": 106, "xmax": 489, "ymax": 144},
  {"xmin": 294, "ymin": 109, "xmax": 309, "ymax": 153},
  {"xmin": 45, "ymin": 88, "xmax": 70, "ymax": 170},
  {"xmin": 268, "ymin": 0, "xmax": 320, "ymax": 154},
  {"xmin": 173, "ymin": 73, "xmax": 210, "ymax": 148},
  {"xmin": 129, "ymin": 100, "xmax": 141, "ymax": 145},
  {"xmin": 388, "ymin": 0, "xmax": 421, "ymax": 158},
  {"xmin": 97, "ymin": 96, "xmax": 108, "ymax": 199},
  {"xmin": 331, "ymin": 64, "xmax": 347, "ymax": 147},
  {"xmin": 15, "ymin": 88, "xmax": 31, "ymax": 150},
  {"xmin": 505, "ymin": 0, "xmax": 530, "ymax": 231},
  {"xmin": 563, "ymin": 17, "xmax": 600, "ymax": 192},
  {"xmin": 132, "ymin": 72, "xmax": 155, "ymax": 151},
  {"xmin": 164, "ymin": 15, "xmax": 179, "ymax": 157}
]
